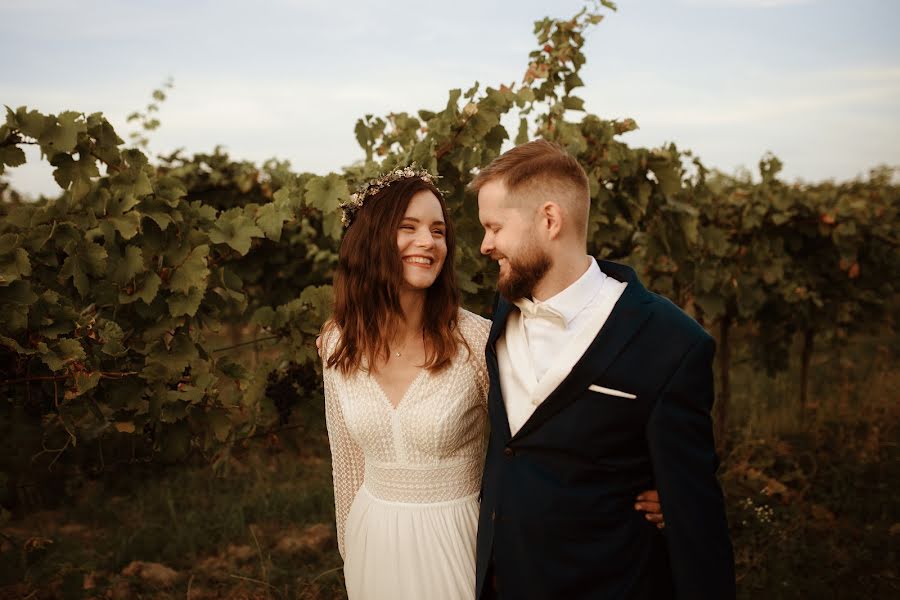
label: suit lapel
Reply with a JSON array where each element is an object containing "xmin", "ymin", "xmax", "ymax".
[
  {"xmin": 510, "ymin": 262, "xmax": 655, "ymax": 442},
  {"xmin": 486, "ymin": 297, "xmax": 513, "ymax": 442},
  {"xmin": 487, "ymin": 296, "xmax": 512, "ymax": 351}
]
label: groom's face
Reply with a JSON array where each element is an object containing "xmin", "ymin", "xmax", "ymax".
[{"xmin": 477, "ymin": 179, "xmax": 551, "ymax": 301}]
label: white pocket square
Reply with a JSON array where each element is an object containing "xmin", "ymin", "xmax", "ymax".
[{"xmin": 588, "ymin": 384, "xmax": 637, "ymax": 399}]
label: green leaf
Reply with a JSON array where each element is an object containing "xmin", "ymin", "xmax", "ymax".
[
  {"xmin": 169, "ymin": 245, "xmax": 210, "ymax": 294},
  {"xmin": 144, "ymin": 332, "xmax": 198, "ymax": 379},
  {"xmin": 168, "ymin": 385, "xmax": 205, "ymax": 405},
  {"xmin": 155, "ymin": 176, "xmax": 187, "ymax": 207},
  {"xmin": 694, "ymin": 294, "xmax": 726, "ymax": 319},
  {"xmin": 119, "ymin": 271, "xmax": 161, "ymax": 305},
  {"xmin": 0, "ymin": 280, "xmax": 39, "ymax": 305},
  {"xmin": 0, "ymin": 335, "xmax": 35, "ymax": 355},
  {"xmin": 99, "ymin": 320, "xmax": 128, "ymax": 357},
  {"xmin": 132, "ymin": 170, "xmax": 154, "ymax": 198},
  {"xmin": 272, "ymin": 184, "xmax": 304, "ymax": 212},
  {"xmin": 255, "ymin": 202, "xmax": 291, "ymax": 241},
  {"xmin": 38, "ymin": 337, "xmax": 86, "ymax": 371},
  {"xmin": 562, "ymin": 96, "xmax": 585, "ymax": 111},
  {"xmin": 111, "ymin": 245, "xmax": 145, "ymax": 285},
  {"xmin": 67, "ymin": 371, "xmax": 102, "ymax": 399},
  {"xmin": 564, "ymin": 73, "xmax": 584, "ymax": 93},
  {"xmin": 61, "ymin": 240, "xmax": 107, "ymax": 297},
  {"xmin": 207, "ymin": 408, "xmax": 232, "ymax": 443},
  {"xmin": 297, "ymin": 284, "xmax": 334, "ymax": 332},
  {"xmin": 0, "ymin": 248, "xmax": 31, "ymax": 283},
  {"xmin": 515, "ymin": 118, "xmax": 529, "ymax": 145},
  {"xmin": 0, "ymin": 145, "xmax": 26, "ymax": 170},
  {"xmin": 106, "ymin": 212, "xmax": 141, "ymax": 240},
  {"xmin": 40, "ymin": 111, "xmax": 86, "ymax": 153},
  {"xmin": 167, "ymin": 286, "xmax": 205, "ymax": 317},
  {"xmin": 51, "ymin": 152, "xmax": 99, "ymax": 199},
  {"xmin": 0, "ymin": 233, "xmax": 19, "ymax": 255},
  {"xmin": 219, "ymin": 360, "xmax": 250, "ymax": 380},
  {"xmin": 8, "ymin": 106, "xmax": 48, "ymax": 139},
  {"xmin": 209, "ymin": 209, "xmax": 264, "ymax": 255},
  {"xmin": 304, "ymin": 173, "xmax": 348, "ymax": 214}
]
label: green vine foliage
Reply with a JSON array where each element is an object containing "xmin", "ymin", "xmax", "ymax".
[
  {"xmin": 1, "ymin": 1, "xmax": 898, "ymax": 472},
  {"xmin": 0, "ymin": 108, "xmax": 297, "ymax": 468}
]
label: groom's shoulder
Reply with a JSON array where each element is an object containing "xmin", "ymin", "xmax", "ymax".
[{"xmin": 644, "ymin": 290, "xmax": 712, "ymax": 346}]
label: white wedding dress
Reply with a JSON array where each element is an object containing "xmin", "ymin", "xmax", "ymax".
[{"xmin": 322, "ymin": 309, "xmax": 491, "ymax": 600}]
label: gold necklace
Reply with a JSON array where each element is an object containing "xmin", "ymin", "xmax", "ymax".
[{"xmin": 393, "ymin": 330, "xmax": 424, "ymax": 359}]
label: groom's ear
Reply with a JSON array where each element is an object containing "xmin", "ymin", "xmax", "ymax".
[{"xmin": 540, "ymin": 201, "xmax": 563, "ymax": 240}]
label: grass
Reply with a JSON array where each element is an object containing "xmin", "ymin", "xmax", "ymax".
[{"xmin": 0, "ymin": 397, "xmax": 347, "ymax": 599}]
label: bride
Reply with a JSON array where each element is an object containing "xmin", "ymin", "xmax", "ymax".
[{"xmin": 317, "ymin": 167, "xmax": 661, "ymax": 599}]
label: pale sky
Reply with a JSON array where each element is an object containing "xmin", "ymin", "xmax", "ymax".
[{"xmin": 2, "ymin": 0, "xmax": 898, "ymax": 197}]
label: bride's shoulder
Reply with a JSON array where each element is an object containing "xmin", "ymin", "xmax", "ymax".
[
  {"xmin": 317, "ymin": 320, "xmax": 342, "ymax": 361},
  {"xmin": 457, "ymin": 308, "xmax": 491, "ymax": 341}
]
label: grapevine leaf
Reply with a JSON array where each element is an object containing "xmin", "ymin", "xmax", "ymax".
[
  {"xmin": 207, "ymin": 408, "xmax": 232, "ymax": 442},
  {"xmin": 0, "ymin": 145, "xmax": 26, "ymax": 169},
  {"xmin": 209, "ymin": 210, "xmax": 264, "ymax": 255},
  {"xmin": 119, "ymin": 271, "xmax": 161, "ymax": 305},
  {"xmin": 304, "ymin": 173, "xmax": 347, "ymax": 214},
  {"xmin": 51, "ymin": 152, "xmax": 99, "ymax": 199},
  {"xmin": 694, "ymin": 293, "xmax": 726, "ymax": 319},
  {"xmin": 38, "ymin": 337, "xmax": 86, "ymax": 371},
  {"xmin": 99, "ymin": 319, "xmax": 128, "ymax": 357},
  {"xmin": 167, "ymin": 286, "xmax": 205, "ymax": 317},
  {"xmin": 8, "ymin": 107, "xmax": 47, "ymax": 139},
  {"xmin": 169, "ymin": 245, "xmax": 210, "ymax": 294},
  {"xmin": 144, "ymin": 333, "xmax": 198, "ymax": 378},
  {"xmin": 516, "ymin": 118, "xmax": 529, "ymax": 145},
  {"xmin": 0, "ymin": 233, "xmax": 19, "ymax": 255},
  {"xmin": 255, "ymin": 202, "xmax": 291, "ymax": 242},
  {"xmin": 219, "ymin": 360, "xmax": 249, "ymax": 380},
  {"xmin": 0, "ymin": 280, "xmax": 39, "ymax": 305},
  {"xmin": 0, "ymin": 335, "xmax": 35, "ymax": 354},
  {"xmin": 111, "ymin": 245, "xmax": 145, "ymax": 285},
  {"xmin": 155, "ymin": 176, "xmax": 187, "ymax": 207},
  {"xmin": 41, "ymin": 111, "xmax": 86, "ymax": 153},
  {"xmin": 66, "ymin": 371, "xmax": 102, "ymax": 400},
  {"xmin": 106, "ymin": 212, "xmax": 142, "ymax": 240},
  {"xmin": 562, "ymin": 96, "xmax": 585, "ymax": 111}
]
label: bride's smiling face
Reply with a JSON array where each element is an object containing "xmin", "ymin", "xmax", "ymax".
[{"xmin": 396, "ymin": 190, "xmax": 447, "ymax": 291}]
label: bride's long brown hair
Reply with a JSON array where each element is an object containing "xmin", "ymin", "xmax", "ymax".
[{"xmin": 323, "ymin": 177, "xmax": 467, "ymax": 375}]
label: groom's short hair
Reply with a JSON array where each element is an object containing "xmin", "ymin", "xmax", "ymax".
[{"xmin": 468, "ymin": 139, "xmax": 590, "ymax": 239}]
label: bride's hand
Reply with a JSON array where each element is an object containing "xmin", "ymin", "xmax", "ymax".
[{"xmin": 635, "ymin": 490, "xmax": 665, "ymax": 529}]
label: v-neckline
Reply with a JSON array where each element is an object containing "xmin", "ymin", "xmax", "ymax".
[{"xmin": 371, "ymin": 368, "xmax": 427, "ymax": 411}]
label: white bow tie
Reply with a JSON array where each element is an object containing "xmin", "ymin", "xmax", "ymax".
[{"xmin": 514, "ymin": 298, "xmax": 567, "ymax": 328}]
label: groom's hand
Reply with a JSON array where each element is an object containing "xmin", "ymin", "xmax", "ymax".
[{"xmin": 635, "ymin": 490, "xmax": 665, "ymax": 529}]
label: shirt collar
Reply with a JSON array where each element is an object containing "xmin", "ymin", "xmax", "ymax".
[{"xmin": 538, "ymin": 257, "xmax": 607, "ymax": 325}]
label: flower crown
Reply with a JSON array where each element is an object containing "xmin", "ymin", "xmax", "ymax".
[{"xmin": 340, "ymin": 165, "xmax": 438, "ymax": 228}]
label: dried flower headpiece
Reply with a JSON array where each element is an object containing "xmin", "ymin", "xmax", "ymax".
[{"xmin": 340, "ymin": 165, "xmax": 438, "ymax": 228}]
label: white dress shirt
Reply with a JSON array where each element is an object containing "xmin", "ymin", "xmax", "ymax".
[{"xmin": 499, "ymin": 258, "xmax": 628, "ymax": 435}]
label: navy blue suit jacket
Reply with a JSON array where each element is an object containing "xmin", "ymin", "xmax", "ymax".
[{"xmin": 475, "ymin": 261, "xmax": 735, "ymax": 599}]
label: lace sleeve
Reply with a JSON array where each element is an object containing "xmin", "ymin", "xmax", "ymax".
[
  {"xmin": 322, "ymin": 358, "xmax": 365, "ymax": 560},
  {"xmin": 459, "ymin": 309, "xmax": 491, "ymax": 407}
]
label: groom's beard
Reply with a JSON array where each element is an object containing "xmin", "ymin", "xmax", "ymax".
[{"xmin": 495, "ymin": 241, "xmax": 552, "ymax": 301}]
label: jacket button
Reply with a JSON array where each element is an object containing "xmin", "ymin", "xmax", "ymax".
[
  {"xmin": 503, "ymin": 447, "xmax": 514, "ymax": 457},
  {"xmin": 491, "ymin": 510, "xmax": 496, "ymax": 521}
]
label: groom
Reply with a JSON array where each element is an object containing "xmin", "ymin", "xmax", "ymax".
[{"xmin": 472, "ymin": 140, "xmax": 735, "ymax": 599}]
